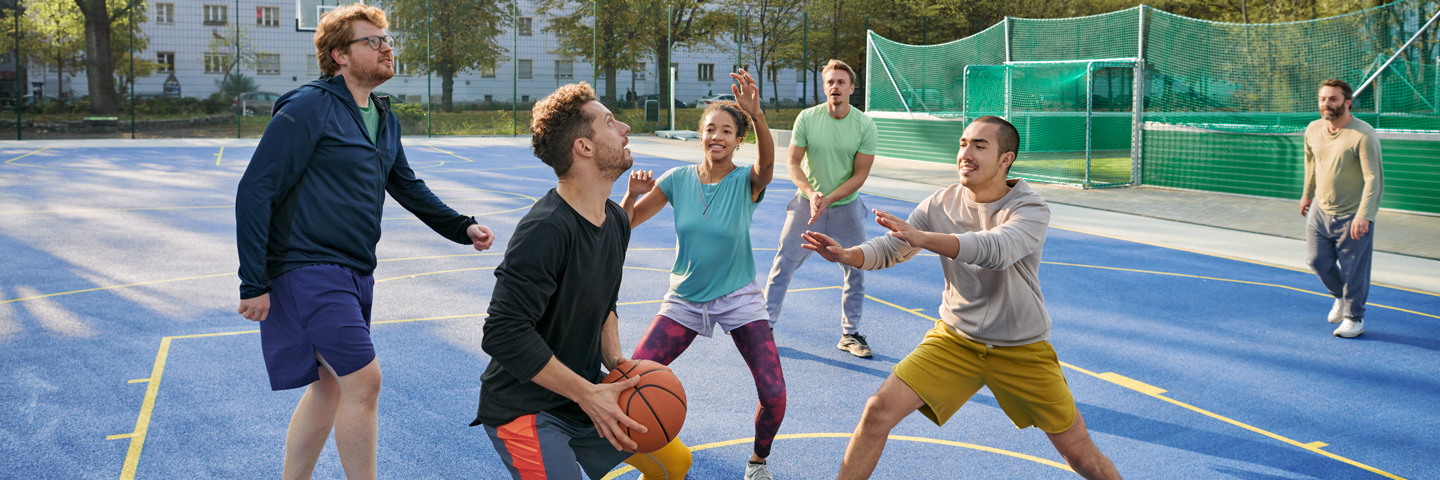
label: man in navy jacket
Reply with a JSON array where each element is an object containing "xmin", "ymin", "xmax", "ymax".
[{"xmin": 233, "ymin": 5, "xmax": 493, "ymax": 478}]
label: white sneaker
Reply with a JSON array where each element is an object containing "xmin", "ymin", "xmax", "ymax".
[
  {"xmin": 1334, "ymin": 318, "xmax": 1364, "ymax": 338},
  {"xmin": 1328, "ymin": 298, "xmax": 1344, "ymax": 324},
  {"xmin": 745, "ymin": 461, "xmax": 773, "ymax": 480}
]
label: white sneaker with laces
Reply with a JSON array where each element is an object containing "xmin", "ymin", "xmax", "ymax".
[
  {"xmin": 1328, "ymin": 298, "xmax": 1344, "ymax": 324},
  {"xmin": 1334, "ymin": 318, "xmax": 1364, "ymax": 338},
  {"xmin": 745, "ymin": 461, "xmax": 773, "ymax": 480}
]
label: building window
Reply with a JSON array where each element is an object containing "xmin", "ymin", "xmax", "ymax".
[
  {"xmin": 305, "ymin": 54, "xmax": 321, "ymax": 77},
  {"xmin": 204, "ymin": 53, "xmax": 230, "ymax": 74},
  {"xmin": 797, "ymin": 68, "xmax": 805, "ymax": 83},
  {"xmin": 203, "ymin": 5, "xmax": 228, "ymax": 26},
  {"xmin": 256, "ymin": 53, "xmax": 280, "ymax": 75},
  {"xmin": 767, "ymin": 67, "xmax": 779, "ymax": 83},
  {"xmin": 731, "ymin": 64, "xmax": 748, "ymax": 74},
  {"xmin": 670, "ymin": 62, "xmax": 679, "ymax": 81},
  {"xmin": 518, "ymin": 59, "xmax": 533, "ymax": 79},
  {"xmin": 156, "ymin": 52, "xmax": 175, "ymax": 72},
  {"xmin": 522, "ymin": 95, "xmax": 530, "ymax": 103},
  {"xmin": 480, "ymin": 66, "xmax": 496, "ymax": 78},
  {"xmin": 484, "ymin": 94, "xmax": 493, "ymax": 103},
  {"xmin": 698, "ymin": 63, "xmax": 715, "ymax": 82},
  {"xmin": 256, "ymin": 7, "xmax": 280, "ymax": 27},
  {"xmin": 518, "ymin": 17, "xmax": 532, "ymax": 36},
  {"xmin": 633, "ymin": 62, "xmax": 645, "ymax": 81},
  {"xmin": 554, "ymin": 60, "xmax": 573, "ymax": 79},
  {"xmin": 155, "ymin": 3, "xmax": 174, "ymax": 24}
]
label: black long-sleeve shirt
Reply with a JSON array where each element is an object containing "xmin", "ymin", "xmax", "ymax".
[{"xmin": 472, "ymin": 190, "xmax": 630, "ymax": 428}]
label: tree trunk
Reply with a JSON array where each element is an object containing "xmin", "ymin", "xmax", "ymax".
[
  {"xmin": 441, "ymin": 63, "xmax": 455, "ymax": 112},
  {"xmin": 76, "ymin": 0, "xmax": 118, "ymax": 114},
  {"xmin": 605, "ymin": 66, "xmax": 617, "ymax": 105}
]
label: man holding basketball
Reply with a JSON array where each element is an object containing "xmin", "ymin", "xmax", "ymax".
[
  {"xmin": 474, "ymin": 82, "xmax": 649, "ymax": 479},
  {"xmin": 803, "ymin": 117, "xmax": 1120, "ymax": 479}
]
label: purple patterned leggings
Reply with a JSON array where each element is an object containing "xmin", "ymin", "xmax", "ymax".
[{"xmin": 632, "ymin": 315, "xmax": 787, "ymax": 459}]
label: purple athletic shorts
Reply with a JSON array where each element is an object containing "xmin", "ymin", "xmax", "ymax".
[{"xmin": 260, "ymin": 264, "xmax": 375, "ymax": 391}]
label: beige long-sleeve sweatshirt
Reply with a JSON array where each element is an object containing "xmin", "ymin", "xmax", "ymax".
[
  {"xmin": 857, "ymin": 178, "xmax": 1052, "ymax": 347},
  {"xmin": 1303, "ymin": 117, "xmax": 1384, "ymax": 221}
]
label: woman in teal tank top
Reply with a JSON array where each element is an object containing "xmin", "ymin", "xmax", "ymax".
[{"xmin": 619, "ymin": 70, "xmax": 784, "ymax": 480}]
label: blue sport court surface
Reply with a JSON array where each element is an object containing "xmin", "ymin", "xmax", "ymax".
[{"xmin": 1, "ymin": 142, "xmax": 1437, "ymax": 479}]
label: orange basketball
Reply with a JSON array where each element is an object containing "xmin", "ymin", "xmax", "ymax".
[{"xmin": 602, "ymin": 359, "xmax": 687, "ymax": 454}]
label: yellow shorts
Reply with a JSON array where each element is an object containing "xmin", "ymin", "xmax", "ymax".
[{"xmin": 893, "ymin": 320, "xmax": 1076, "ymax": 434}]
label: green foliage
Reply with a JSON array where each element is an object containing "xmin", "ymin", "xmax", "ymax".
[
  {"xmin": 393, "ymin": 102, "xmax": 427, "ymax": 123},
  {"xmin": 213, "ymin": 73, "xmax": 260, "ymax": 100}
]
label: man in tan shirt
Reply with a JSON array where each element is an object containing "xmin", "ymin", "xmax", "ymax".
[
  {"xmin": 803, "ymin": 117, "xmax": 1120, "ymax": 480},
  {"xmin": 1301, "ymin": 79, "xmax": 1384, "ymax": 338}
]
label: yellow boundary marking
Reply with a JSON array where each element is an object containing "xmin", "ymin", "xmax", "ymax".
[
  {"xmin": 1046, "ymin": 224, "xmax": 1439, "ymax": 298},
  {"xmin": 0, "ymin": 273, "xmax": 234, "ymax": 304},
  {"xmin": 1038, "ymin": 261, "xmax": 1440, "ymax": 320},
  {"xmin": 213, "ymin": 147, "xmax": 224, "ymax": 166},
  {"xmin": 109, "ymin": 278, "xmax": 1407, "ymax": 479},
  {"xmin": 6, "ymin": 147, "xmax": 235, "ymax": 176},
  {"xmin": 858, "ymin": 190, "xmax": 1434, "ymax": 295},
  {"xmin": 599, "ymin": 432, "xmax": 1072, "ymax": 479},
  {"xmin": 882, "ymin": 296, "xmax": 1408, "ymax": 479},
  {"xmin": 424, "ymin": 145, "xmax": 475, "ymax": 162},
  {"xmin": 0, "ymin": 205, "xmax": 232, "ymax": 215}
]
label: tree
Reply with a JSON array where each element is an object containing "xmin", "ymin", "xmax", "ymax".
[
  {"xmin": 206, "ymin": 26, "xmax": 261, "ymax": 99},
  {"xmin": 73, "ymin": 0, "xmax": 149, "ymax": 114},
  {"xmin": 3, "ymin": 0, "xmax": 82, "ymax": 101},
  {"xmin": 386, "ymin": 0, "xmax": 510, "ymax": 111},
  {"xmin": 732, "ymin": 0, "xmax": 806, "ymax": 101},
  {"xmin": 537, "ymin": 0, "xmax": 730, "ymax": 109}
]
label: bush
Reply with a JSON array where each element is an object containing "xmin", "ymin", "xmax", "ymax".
[{"xmin": 393, "ymin": 102, "xmax": 427, "ymax": 123}]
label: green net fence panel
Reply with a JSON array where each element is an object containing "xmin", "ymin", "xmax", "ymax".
[{"xmin": 868, "ymin": 0, "xmax": 1440, "ymax": 212}]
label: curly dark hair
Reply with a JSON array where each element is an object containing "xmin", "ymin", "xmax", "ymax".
[
  {"xmin": 530, "ymin": 82, "xmax": 598, "ymax": 177},
  {"xmin": 699, "ymin": 100, "xmax": 752, "ymax": 142}
]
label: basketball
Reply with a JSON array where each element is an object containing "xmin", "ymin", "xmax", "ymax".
[{"xmin": 602, "ymin": 359, "xmax": 687, "ymax": 454}]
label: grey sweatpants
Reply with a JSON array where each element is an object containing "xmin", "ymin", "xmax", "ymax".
[
  {"xmin": 764, "ymin": 193, "xmax": 867, "ymax": 335},
  {"xmin": 1306, "ymin": 208, "xmax": 1374, "ymax": 321}
]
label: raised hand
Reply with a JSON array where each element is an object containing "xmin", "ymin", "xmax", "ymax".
[
  {"xmin": 628, "ymin": 169, "xmax": 656, "ymax": 197},
  {"xmin": 730, "ymin": 68, "xmax": 763, "ymax": 118}
]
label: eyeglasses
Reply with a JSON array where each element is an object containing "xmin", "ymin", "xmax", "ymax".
[{"xmin": 349, "ymin": 34, "xmax": 394, "ymax": 51}]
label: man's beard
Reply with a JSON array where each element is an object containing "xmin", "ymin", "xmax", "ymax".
[
  {"xmin": 1321, "ymin": 103, "xmax": 1347, "ymax": 120},
  {"xmin": 352, "ymin": 57, "xmax": 394, "ymax": 87},
  {"xmin": 595, "ymin": 141, "xmax": 632, "ymax": 180}
]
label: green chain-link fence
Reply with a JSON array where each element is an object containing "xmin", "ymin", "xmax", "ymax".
[{"xmin": 868, "ymin": 1, "xmax": 1440, "ymax": 214}]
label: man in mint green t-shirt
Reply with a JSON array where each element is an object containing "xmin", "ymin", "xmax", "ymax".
[{"xmin": 764, "ymin": 59, "xmax": 880, "ymax": 358}]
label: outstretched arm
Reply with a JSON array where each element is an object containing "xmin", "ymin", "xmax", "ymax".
[{"xmin": 732, "ymin": 69, "xmax": 774, "ymax": 201}]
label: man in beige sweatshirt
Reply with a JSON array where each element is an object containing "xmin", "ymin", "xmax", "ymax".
[
  {"xmin": 804, "ymin": 116, "xmax": 1119, "ymax": 480},
  {"xmin": 1301, "ymin": 79, "xmax": 1383, "ymax": 338}
]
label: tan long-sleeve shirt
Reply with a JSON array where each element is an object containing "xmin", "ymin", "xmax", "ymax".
[
  {"xmin": 1303, "ymin": 117, "xmax": 1384, "ymax": 221},
  {"xmin": 857, "ymin": 179, "xmax": 1051, "ymax": 346}
]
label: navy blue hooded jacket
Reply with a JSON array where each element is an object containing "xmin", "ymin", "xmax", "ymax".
[{"xmin": 235, "ymin": 75, "xmax": 475, "ymax": 299}]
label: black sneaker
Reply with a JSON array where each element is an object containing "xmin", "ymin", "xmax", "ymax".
[{"xmin": 837, "ymin": 333, "xmax": 873, "ymax": 358}]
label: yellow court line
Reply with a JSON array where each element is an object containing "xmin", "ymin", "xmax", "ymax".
[
  {"xmin": 1041, "ymin": 261, "xmax": 1440, "ymax": 320},
  {"xmin": 0, "ymin": 273, "xmax": 234, "ymax": 304},
  {"xmin": 877, "ymin": 294, "xmax": 1407, "ymax": 479},
  {"xmin": 0, "ymin": 205, "xmax": 232, "ymax": 215},
  {"xmin": 111, "ymin": 312, "xmax": 487, "ymax": 480},
  {"xmin": 213, "ymin": 147, "xmax": 223, "ymax": 166},
  {"xmin": 412, "ymin": 161, "xmax": 446, "ymax": 169},
  {"xmin": 424, "ymin": 145, "xmax": 475, "ymax": 162},
  {"xmin": 599, "ymin": 432, "xmax": 1071, "ymax": 479},
  {"xmin": 1048, "ymin": 225, "xmax": 1438, "ymax": 298},
  {"xmin": 4, "ymin": 147, "xmax": 49, "ymax": 164},
  {"xmin": 376, "ymin": 267, "xmax": 495, "ymax": 283}
]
